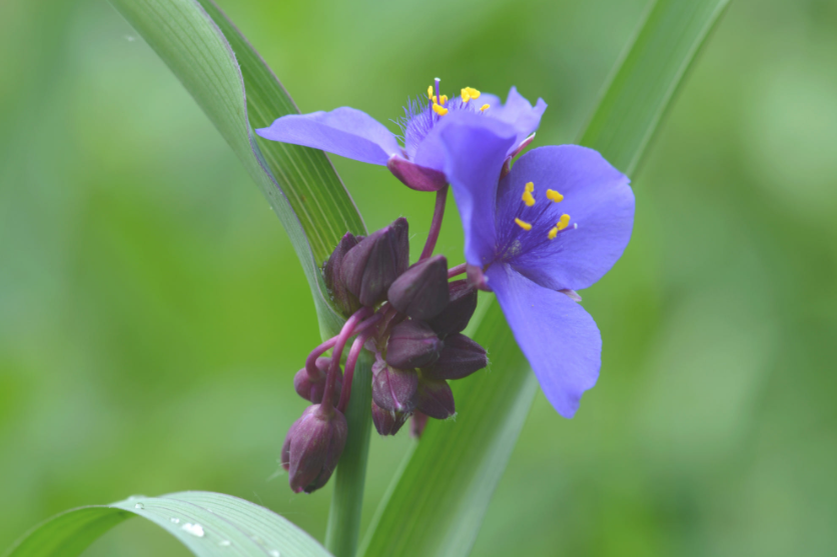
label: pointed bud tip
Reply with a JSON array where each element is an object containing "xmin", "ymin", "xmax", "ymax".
[
  {"xmin": 341, "ymin": 219, "xmax": 410, "ymax": 307},
  {"xmin": 387, "ymin": 155, "xmax": 448, "ymax": 192},
  {"xmin": 386, "ymin": 320, "xmax": 444, "ymax": 369},
  {"xmin": 427, "ymin": 280, "xmax": 478, "ymax": 337},
  {"xmin": 388, "ymin": 255, "xmax": 450, "ymax": 321},
  {"xmin": 372, "ymin": 360, "xmax": 419, "ymax": 413},
  {"xmin": 283, "ymin": 405, "xmax": 348, "ymax": 493},
  {"xmin": 421, "ymin": 333, "xmax": 487, "ymax": 380}
]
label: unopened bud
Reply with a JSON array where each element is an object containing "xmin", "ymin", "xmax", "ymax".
[
  {"xmin": 341, "ymin": 218, "xmax": 409, "ymax": 307},
  {"xmin": 386, "ymin": 320, "xmax": 443, "ymax": 369},
  {"xmin": 323, "ymin": 232, "xmax": 362, "ymax": 315},
  {"xmin": 281, "ymin": 405, "xmax": 348, "ymax": 493},
  {"xmin": 387, "ymin": 255, "xmax": 449, "ymax": 320},
  {"xmin": 371, "ymin": 401, "xmax": 409, "ymax": 436},
  {"xmin": 371, "ymin": 357, "xmax": 418, "ymax": 413},
  {"xmin": 387, "ymin": 155, "xmax": 448, "ymax": 192},
  {"xmin": 294, "ymin": 357, "xmax": 342, "ymax": 405},
  {"xmin": 426, "ymin": 280, "xmax": 478, "ymax": 337},
  {"xmin": 415, "ymin": 378, "xmax": 455, "ymax": 419},
  {"xmin": 421, "ymin": 333, "xmax": 487, "ymax": 380}
]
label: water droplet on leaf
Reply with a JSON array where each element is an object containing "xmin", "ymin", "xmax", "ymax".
[
  {"xmin": 134, "ymin": 503, "xmax": 144, "ymax": 510},
  {"xmin": 181, "ymin": 523, "xmax": 205, "ymax": 537}
]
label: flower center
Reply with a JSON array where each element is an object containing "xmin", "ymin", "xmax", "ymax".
[
  {"xmin": 495, "ymin": 180, "xmax": 576, "ymax": 263},
  {"xmin": 397, "ymin": 78, "xmax": 491, "ymax": 160}
]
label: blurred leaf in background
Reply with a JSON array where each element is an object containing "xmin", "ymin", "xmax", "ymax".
[{"xmin": 1, "ymin": 0, "xmax": 836, "ymax": 556}]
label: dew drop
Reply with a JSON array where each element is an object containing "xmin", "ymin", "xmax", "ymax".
[
  {"xmin": 269, "ymin": 550, "xmax": 281, "ymax": 557},
  {"xmin": 134, "ymin": 503, "xmax": 144, "ymax": 510},
  {"xmin": 218, "ymin": 540, "xmax": 231, "ymax": 547},
  {"xmin": 182, "ymin": 523, "xmax": 205, "ymax": 537},
  {"xmin": 170, "ymin": 518, "xmax": 180, "ymax": 524}
]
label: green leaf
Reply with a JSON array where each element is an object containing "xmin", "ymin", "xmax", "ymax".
[
  {"xmin": 359, "ymin": 1, "xmax": 731, "ymax": 556},
  {"xmin": 108, "ymin": 0, "xmax": 365, "ymax": 336},
  {"xmin": 106, "ymin": 2, "xmax": 374, "ymax": 553},
  {"xmin": 3, "ymin": 491, "xmax": 332, "ymax": 557},
  {"xmin": 580, "ymin": 0, "xmax": 732, "ymax": 174}
]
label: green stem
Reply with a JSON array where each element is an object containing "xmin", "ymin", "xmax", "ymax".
[{"xmin": 325, "ymin": 349, "xmax": 374, "ymax": 557}]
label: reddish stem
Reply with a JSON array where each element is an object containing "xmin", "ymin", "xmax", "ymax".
[
  {"xmin": 447, "ymin": 263, "xmax": 467, "ymax": 278},
  {"xmin": 321, "ymin": 307, "xmax": 373, "ymax": 413},
  {"xmin": 419, "ymin": 186, "xmax": 448, "ymax": 261},
  {"xmin": 304, "ymin": 308, "xmax": 383, "ymax": 378},
  {"xmin": 336, "ymin": 315, "xmax": 381, "ymax": 414}
]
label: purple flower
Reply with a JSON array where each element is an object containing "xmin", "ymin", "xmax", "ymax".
[
  {"xmin": 255, "ymin": 79, "xmax": 546, "ymax": 192},
  {"xmin": 438, "ymin": 116, "xmax": 634, "ymax": 418}
]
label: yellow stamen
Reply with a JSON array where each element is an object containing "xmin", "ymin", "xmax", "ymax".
[
  {"xmin": 522, "ymin": 191, "xmax": 535, "ymax": 207},
  {"xmin": 428, "ymin": 85, "xmax": 434, "ymax": 99},
  {"xmin": 556, "ymin": 214, "xmax": 571, "ymax": 231},
  {"xmin": 461, "ymin": 88, "xmax": 471, "ymax": 103},
  {"xmin": 479, "ymin": 104, "xmax": 490, "ymax": 112},
  {"xmin": 465, "ymin": 87, "xmax": 481, "ymax": 99},
  {"xmin": 546, "ymin": 189, "xmax": 564, "ymax": 202},
  {"xmin": 525, "ymin": 181, "xmax": 535, "ymax": 193},
  {"xmin": 514, "ymin": 218, "xmax": 532, "ymax": 231},
  {"xmin": 548, "ymin": 227, "xmax": 559, "ymax": 240},
  {"xmin": 432, "ymin": 103, "xmax": 448, "ymax": 116}
]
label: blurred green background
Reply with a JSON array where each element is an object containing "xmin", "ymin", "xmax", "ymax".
[{"xmin": 2, "ymin": 0, "xmax": 836, "ymax": 555}]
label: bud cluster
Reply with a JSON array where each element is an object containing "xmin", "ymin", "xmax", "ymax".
[{"xmin": 280, "ymin": 217, "xmax": 488, "ymax": 493}]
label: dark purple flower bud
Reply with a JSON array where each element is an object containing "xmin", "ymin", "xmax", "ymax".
[
  {"xmin": 387, "ymin": 155, "xmax": 448, "ymax": 192},
  {"xmin": 410, "ymin": 411, "xmax": 429, "ymax": 439},
  {"xmin": 386, "ymin": 320, "xmax": 443, "ymax": 369},
  {"xmin": 323, "ymin": 232, "xmax": 362, "ymax": 316},
  {"xmin": 281, "ymin": 404, "xmax": 348, "ymax": 493},
  {"xmin": 341, "ymin": 218, "xmax": 409, "ymax": 307},
  {"xmin": 415, "ymin": 378, "xmax": 455, "ymax": 420},
  {"xmin": 387, "ymin": 255, "xmax": 450, "ymax": 320},
  {"xmin": 293, "ymin": 357, "xmax": 342, "ymax": 405},
  {"xmin": 371, "ymin": 401, "xmax": 409, "ymax": 436},
  {"xmin": 426, "ymin": 280, "xmax": 478, "ymax": 337},
  {"xmin": 371, "ymin": 357, "xmax": 418, "ymax": 413},
  {"xmin": 421, "ymin": 333, "xmax": 487, "ymax": 380}
]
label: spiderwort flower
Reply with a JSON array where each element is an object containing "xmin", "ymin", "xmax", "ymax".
[
  {"xmin": 255, "ymin": 78, "xmax": 546, "ymax": 192},
  {"xmin": 438, "ymin": 116, "xmax": 634, "ymax": 418}
]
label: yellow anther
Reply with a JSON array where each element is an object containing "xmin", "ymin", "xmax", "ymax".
[
  {"xmin": 479, "ymin": 104, "xmax": 490, "ymax": 112},
  {"xmin": 546, "ymin": 189, "xmax": 564, "ymax": 203},
  {"xmin": 428, "ymin": 85, "xmax": 434, "ymax": 99},
  {"xmin": 548, "ymin": 227, "xmax": 559, "ymax": 240},
  {"xmin": 465, "ymin": 87, "xmax": 481, "ymax": 99},
  {"xmin": 556, "ymin": 214, "xmax": 571, "ymax": 231},
  {"xmin": 525, "ymin": 181, "xmax": 535, "ymax": 193},
  {"xmin": 514, "ymin": 218, "xmax": 532, "ymax": 231},
  {"xmin": 461, "ymin": 88, "xmax": 471, "ymax": 103},
  {"xmin": 432, "ymin": 103, "xmax": 448, "ymax": 116},
  {"xmin": 522, "ymin": 191, "xmax": 535, "ymax": 207}
]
